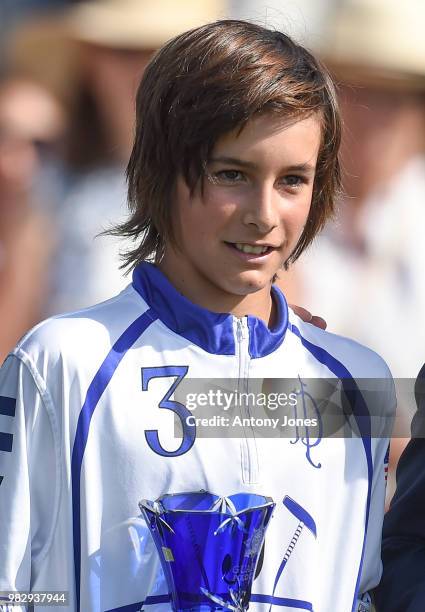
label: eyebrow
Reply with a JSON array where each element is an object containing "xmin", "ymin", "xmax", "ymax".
[{"xmin": 208, "ymin": 156, "xmax": 316, "ymax": 174}]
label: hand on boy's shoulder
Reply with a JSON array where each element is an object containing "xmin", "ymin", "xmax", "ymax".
[{"xmin": 289, "ymin": 304, "xmax": 327, "ymax": 330}]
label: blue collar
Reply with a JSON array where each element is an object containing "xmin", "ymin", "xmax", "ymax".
[{"xmin": 132, "ymin": 262, "xmax": 288, "ymax": 358}]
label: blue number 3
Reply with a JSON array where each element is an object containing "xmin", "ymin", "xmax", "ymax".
[{"xmin": 141, "ymin": 366, "xmax": 196, "ymax": 457}]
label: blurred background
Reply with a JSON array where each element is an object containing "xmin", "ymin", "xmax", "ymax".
[{"xmin": 1, "ymin": 0, "xmax": 424, "ymax": 500}]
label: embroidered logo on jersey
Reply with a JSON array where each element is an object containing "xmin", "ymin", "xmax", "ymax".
[{"xmin": 291, "ymin": 377, "xmax": 322, "ymax": 468}]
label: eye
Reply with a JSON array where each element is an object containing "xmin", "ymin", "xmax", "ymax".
[
  {"xmin": 212, "ymin": 169, "xmax": 245, "ymax": 183},
  {"xmin": 281, "ymin": 175, "xmax": 306, "ymax": 188}
]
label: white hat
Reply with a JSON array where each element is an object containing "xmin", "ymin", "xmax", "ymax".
[
  {"xmin": 66, "ymin": 0, "xmax": 226, "ymax": 50},
  {"xmin": 321, "ymin": 0, "xmax": 425, "ymax": 88}
]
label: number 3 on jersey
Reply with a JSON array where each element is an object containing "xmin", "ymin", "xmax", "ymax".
[{"xmin": 141, "ymin": 365, "xmax": 196, "ymax": 457}]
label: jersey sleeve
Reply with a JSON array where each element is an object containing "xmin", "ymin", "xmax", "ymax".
[{"xmin": 0, "ymin": 354, "xmax": 58, "ymax": 612}]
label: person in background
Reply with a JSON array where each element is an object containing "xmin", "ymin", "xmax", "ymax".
[{"xmin": 0, "ymin": 76, "xmax": 66, "ymax": 360}]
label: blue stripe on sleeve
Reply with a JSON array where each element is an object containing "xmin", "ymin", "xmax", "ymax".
[
  {"xmin": 0, "ymin": 432, "xmax": 13, "ymax": 452},
  {"xmin": 0, "ymin": 397, "xmax": 16, "ymax": 417}
]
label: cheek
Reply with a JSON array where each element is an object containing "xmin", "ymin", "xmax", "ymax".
[
  {"xmin": 179, "ymin": 212, "xmax": 202, "ymax": 247},
  {"xmin": 194, "ymin": 198, "xmax": 237, "ymax": 235},
  {"xmin": 203, "ymin": 180, "xmax": 243, "ymax": 212},
  {"xmin": 178, "ymin": 200, "xmax": 225, "ymax": 248},
  {"xmin": 283, "ymin": 194, "xmax": 313, "ymax": 232}
]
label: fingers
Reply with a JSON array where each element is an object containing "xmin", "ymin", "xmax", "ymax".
[
  {"xmin": 289, "ymin": 304, "xmax": 313, "ymax": 322},
  {"xmin": 288, "ymin": 304, "xmax": 327, "ymax": 330},
  {"xmin": 310, "ymin": 315, "xmax": 327, "ymax": 330}
]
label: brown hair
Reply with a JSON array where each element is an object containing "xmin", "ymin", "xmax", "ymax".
[{"xmin": 113, "ymin": 19, "xmax": 341, "ymax": 269}]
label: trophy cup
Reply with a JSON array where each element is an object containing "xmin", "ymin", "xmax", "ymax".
[{"xmin": 139, "ymin": 490, "xmax": 275, "ymax": 611}]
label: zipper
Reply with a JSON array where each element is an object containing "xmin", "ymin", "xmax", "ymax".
[{"xmin": 234, "ymin": 317, "xmax": 259, "ymax": 484}]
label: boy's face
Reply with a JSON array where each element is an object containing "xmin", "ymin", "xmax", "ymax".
[{"xmin": 167, "ymin": 113, "xmax": 321, "ymax": 306}]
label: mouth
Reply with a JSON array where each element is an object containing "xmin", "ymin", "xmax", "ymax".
[{"xmin": 225, "ymin": 242, "xmax": 275, "ymax": 259}]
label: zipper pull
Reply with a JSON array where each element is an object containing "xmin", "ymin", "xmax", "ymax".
[{"xmin": 236, "ymin": 317, "xmax": 246, "ymax": 342}]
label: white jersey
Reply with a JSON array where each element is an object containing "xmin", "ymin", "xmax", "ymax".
[{"xmin": 0, "ymin": 263, "xmax": 395, "ymax": 612}]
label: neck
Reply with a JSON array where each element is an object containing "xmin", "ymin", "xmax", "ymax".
[{"xmin": 158, "ymin": 252, "xmax": 276, "ymax": 328}]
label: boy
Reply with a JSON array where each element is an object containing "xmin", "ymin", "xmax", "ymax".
[{"xmin": 0, "ymin": 20, "xmax": 394, "ymax": 612}]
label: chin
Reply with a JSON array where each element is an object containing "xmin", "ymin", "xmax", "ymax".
[{"xmin": 227, "ymin": 272, "xmax": 274, "ymax": 295}]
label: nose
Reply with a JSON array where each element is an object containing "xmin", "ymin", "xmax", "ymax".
[{"xmin": 242, "ymin": 182, "xmax": 279, "ymax": 233}]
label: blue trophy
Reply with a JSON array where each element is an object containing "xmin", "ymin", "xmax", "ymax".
[{"xmin": 139, "ymin": 490, "xmax": 275, "ymax": 611}]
